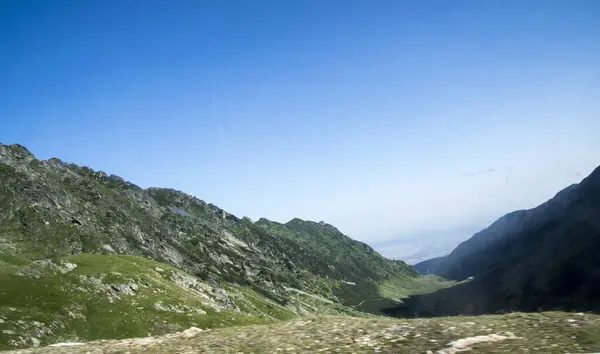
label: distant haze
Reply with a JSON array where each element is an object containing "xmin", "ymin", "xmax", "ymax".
[
  {"xmin": 2, "ymin": 1, "xmax": 599, "ymax": 244},
  {"xmin": 371, "ymin": 225, "xmax": 483, "ymax": 264}
]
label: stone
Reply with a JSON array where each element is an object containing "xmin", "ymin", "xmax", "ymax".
[
  {"xmin": 180, "ymin": 327, "xmax": 203, "ymax": 338},
  {"xmin": 102, "ymin": 244, "xmax": 116, "ymax": 253}
]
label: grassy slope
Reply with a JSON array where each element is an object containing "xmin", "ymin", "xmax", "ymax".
[
  {"xmin": 0, "ymin": 253, "xmax": 453, "ymax": 349},
  {"xmin": 0, "ymin": 254, "xmax": 297, "ymax": 349},
  {"xmin": 254, "ymin": 218, "xmax": 426, "ymax": 313},
  {"xmin": 378, "ymin": 274, "xmax": 458, "ymax": 301}
]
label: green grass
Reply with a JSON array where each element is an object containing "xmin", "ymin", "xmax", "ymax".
[
  {"xmin": 0, "ymin": 254, "xmax": 297, "ymax": 350},
  {"xmin": 230, "ymin": 285, "xmax": 296, "ymax": 321},
  {"xmin": 0, "ymin": 251, "xmax": 31, "ymax": 267},
  {"xmin": 378, "ymin": 274, "xmax": 458, "ymax": 301},
  {"xmin": 324, "ymin": 274, "xmax": 458, "ymax": 315}
]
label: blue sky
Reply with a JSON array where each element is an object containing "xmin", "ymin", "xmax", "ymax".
[{"xmin": 1, "ymin": 0, "xmax": 599, "ymax": 244}]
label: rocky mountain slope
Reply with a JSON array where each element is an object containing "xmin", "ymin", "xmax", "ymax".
[
  {"xmin": 7, "ymin": 312, "xmax": 600, "ymax": 353},
  {"xmin": 419, "ymin": 180, "xmax": 580, "ymax": 281},
  {"xmin": 400, "ymin": 165, "xmax": 600, "ymax": 315},
  {"xmin": 0, "ymin": 142, "xmax": 448, "ymax": 350},
  {"xmin": 0, "ymin": 254, "xmax": 299, "ymax": 349}
]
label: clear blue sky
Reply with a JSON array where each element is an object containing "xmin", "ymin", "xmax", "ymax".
[{"xmin": 2, "ymin": 0, "xmax": 599, "ymax": 243}]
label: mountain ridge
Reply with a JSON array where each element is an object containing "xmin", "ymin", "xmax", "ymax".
[
  {"xmin": 0, "ymin": 142, "xmax": 441, "ymax": 350},
  {"xmin": 399, "ymin": 164, "xmax": 600, "ymax": 316}
]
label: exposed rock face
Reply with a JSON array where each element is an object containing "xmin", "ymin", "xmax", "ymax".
[{"xmin": 14, "ymin": 260, "xmax": 78, "ymax": 278}]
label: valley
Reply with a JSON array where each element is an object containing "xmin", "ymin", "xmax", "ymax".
[{"xmin": 1, "ymin": 142, "xmax": 599, "ymax": 353}]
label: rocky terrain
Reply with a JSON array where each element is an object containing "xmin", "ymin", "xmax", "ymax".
[
  {"xmin": 5, "ymin": 311, "xmax": 600, "ymax": 353},
  {"xmin": 0, "ymin": 143, "xmax": 451, "ymax": 350}
]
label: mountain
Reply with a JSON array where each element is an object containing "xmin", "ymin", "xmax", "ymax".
[
  {"xmin": 432, "ymin": 181, "xmax": 579, "ymax": 281},
  {"xmin": 390, "ymin": 165, "xmax": 600, "ymax": 316},
  {"xmin": 0, "ymin": 142, "xmax": 447, "ymax": 350},
  {"xmin": 373, "ymin": 226, "xmax": 479, "ymax": 265},
  {"xmin": 3, "ymin": 143, "xmax": 600, "ymax": 353},
  {"xmin": 412, "ymin": 256, "xmax": 447, "ymax": 275}
]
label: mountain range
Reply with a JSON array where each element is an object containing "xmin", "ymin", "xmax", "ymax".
[{"xmin": 1, "ymin": 142, "xmax": 600, "ymax": 352}]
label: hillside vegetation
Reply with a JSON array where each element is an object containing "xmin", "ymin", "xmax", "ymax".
[{"xmin": 0, "ymin": 142, "xmax": 449, "ymax": 350}]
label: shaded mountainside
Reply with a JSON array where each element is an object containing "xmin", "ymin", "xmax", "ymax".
[
  {"xmin": 0, "ymin": 143, "xmax": 445, "ymax": 349},
  {"xmin": 412, "ymin": 256, "xmax": 447, "ymax": 275},
  {"xmin": 389, "ymin": 165, "xmax": 600, "ymax": 316},
  {"xmin": 433, "ymin": 180, "xmax": 579, "ymax": 281}
]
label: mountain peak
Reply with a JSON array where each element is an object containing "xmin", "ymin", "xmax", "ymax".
[
  {"xmin": 286, "ymin": 217, "xmax": 305, "ymax": 225},
  {"xmin": 285, "ymin": 218, "xmax": 338, "ymax": 230},
  {"xmin": 0, "ymin": 143, "xmax": 35, "ymax": 163},
  {"xmin": 579, "ymin": 165, "xmax": 600, "ymax": 192}
]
